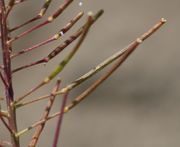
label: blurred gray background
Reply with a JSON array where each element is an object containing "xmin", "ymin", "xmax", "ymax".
[{"xmin": 0, "ymin": 0, "xmax": 180, "ymax": 146}]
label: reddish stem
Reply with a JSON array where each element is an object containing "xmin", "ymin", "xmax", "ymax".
[
  {"xmin": 9, "ymin": 0, "xmax": 73, "ymax": 43},
  {"xmin": 0, "ymin": 1, "xmax": 19, "ymax": 146},
  {"xmin": 52, "ymin": 92, "xmax": 69, "ymax": 147},
  {"xmin": 11, "ymin": 11, "xmax": 83, "ymax": 58},
  {"xmin": 0, "ymin": 116, "xmax": 14, "ymax": 135},
  {"xmin": 0, "ymin": 71, "xmax": 9, "ymax": 88},
  {"xmin": 12, "ymin": 27, "xmax": 83, "ymax": 73},
  {"xmin": 28, "ymin": 80, "xmax": 61, "ymax": 147}
]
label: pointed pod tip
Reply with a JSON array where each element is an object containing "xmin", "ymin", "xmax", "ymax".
[{"xmin": 161, "ymin": 18, "xmax": 167, "ymax": 23}]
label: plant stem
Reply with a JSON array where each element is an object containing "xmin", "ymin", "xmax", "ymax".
[
  {"xmin": 58, "ymin": 19, "xmax": 166, "ymax": 95},
  {"xmin": 28, "ymin": 80, "xmax": 61, "ymax": 147},
  {"xmin": 15, "ymin": 18, "xmax": 166, "ymax": 137},
  {"xmin": 11, "ymin": 0, "xmax": 53, "ymax": 32},
  {"xmin": 0, "ymin": 71, "xmax": 9, "ymax": 88},
  {"xmin": 5, "ymin": 0, "xmax": 16, "ymax": 19},
  {"xmin": 14, "ymin": 10, "xmax": 104, "ymax": 103},
  {"xmin": 12, "ymin": 27, "xmax": 83, "ymax": 73},
  {"xmin": 9, "ymin": 0, "xmax": 73, "ymax": 43},
  {"xmin": 11, "ymin": 11, "xmax": 84, "ymax": 58},
  {"xmin": 15, "ymin": 17, "xmax": 165, "ymax": 108},
  {"xmin": 52, "ymin": 13, "xmax": 93, "ymax": 147},
  {"xmin": 52, "ymin": 92, "xmax": 69, "ymax": 147},
  {"xmin": 0, "ymin": 1, "xmax": 19, "ymax": 146},
  {"xmin": 0, "ymin": 116, "xmax": 14, "ymax": 135}
]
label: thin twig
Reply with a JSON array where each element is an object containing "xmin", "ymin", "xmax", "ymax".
[
  {"xmin": 12, "ymin": 27, "xmax": 83, "ymax": 73},
  {"xmin": 8, "ymin": 0, "xmax": 73, "ymax": 43},
  {"xmin": 0, "ymin": 116, "xmax": 14, "ymax": 135},
  {"xmin": 64, "ymin": 39, "xmax": 141, "ymax": 113},
  {"xmin": 0, "ymin": 71, "xmax": 9, "ymax": 88},
  {"xmin": 6, "ymin": 0, "xmax": 16, "ymax": 19},
  {"xmin": 52, "ymin": 13, "xmax": 94, "ymax": 147},
  {"xmin": 11, "ymin": 0, "xmax": 53, "ymax": 31},
  {"xmin": 0, "ymin": 106, "xmax": 13, "ymax": 135},
  {"xmin": 64, "ymin": 18, "xmax": 167, "ymax": 111},
  {"xmin": 58, "ymin": 19, "xmax": 167, "ymax": 95},
  {"xmin": 15, "ymin": 16, "xmax": 164, "ymax": 106},
  {"xmin": 28, "ymin": 80, "xmax": 61, "ymax": 147},
  {"xmin": 16, "ymin": 94, "xmax": 51, "ymax": 108},
  {"xmin": 15, "ymin": 18, "xmax": 166, "ymax": 137},
  {"xmin": 52, "ymin": 92, "xmax": 69, "ymax": 147},
  {"xmin": 11, "ymin": 11, "xmax": 84, "ymax": 58},
  {"xmin": 14, "ymin": 10, "xmax": 104, "ymax": 104}
]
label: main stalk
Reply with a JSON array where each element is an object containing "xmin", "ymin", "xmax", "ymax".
[{"xmin": 0, "ymin": 1, "xmax": 19, "ymax": 147}]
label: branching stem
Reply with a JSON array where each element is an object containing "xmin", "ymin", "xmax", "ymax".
[
  {"xmin": 15, "ymin": 18, "xmax": 166, "ymax": 137},
  {"xmin": 28, "ymin": 80, "xmax": 61, "ymax": 147},
  {"xmin": 14, "ymin": 10, "xmax": 104, "ymax": 103},
  {"xmin": 8, "ymin": 0, "xmax": 73, "ymax": 43},
  {"xmin": 11, "ymin": 11, "xmax": 84, "ymax": 58},
  {"xmin": 0, "ymin": 1, "xmax": 19, "ymax": 146},
  {"xmin": 11, "ymin": 0, "xmax": 53, "ymax": 31}
]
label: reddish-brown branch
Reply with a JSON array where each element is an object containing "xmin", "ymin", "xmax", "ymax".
[
  {"xmin": 9, "ymin": 21, "xmax": 49, "ymax": 43},
  {"xmin": 11, "ymin": 0, "xmax": 53, "ymax": 31},
  {"xmin": 13, "ymin": 11, "xmax": 102, "ymax": 104},
  {"xmin": 52, "ymin": 92, "xmax": 69, "ymax": 147},
  {"xmin": 12, "ymin": 26, "xmax": 83, "ymax": 73},
  {"xmin": 0, "ymin": 71, "xmax": 9, "ymax": 88},
  {"xmin": 12, "ymin": 37, "xmax": 55, "ymax": 58},
  {"xmin": 62, "ymin": 18, "xmax": 167, "ymax": 112},
  {"xmin": 9, "ymin": 0, "xmax": 73, "ymax": 43},
  {"xmin": 28, "ymin": 80, "xmax": 61, "ymax": 147},
  {"xmin": 65, "ymin": 42, "xmax": 140, "ymax": 112},
  {"xmin": 0, "ymin": 1, "xmax": 19, "ymax": 146},
  {"xmin": 68, "ymin": 18, "xmax": 168, "ymax": 113},
  {"xmin": 0, "ymin": 116, "xmax": 14, "ymax": 135},
  {"xmin": 16, "ymin": 94, "xmax": 51, "ymax": 108},
  {"xmin": 11, "ymin": 11, "xmax": 84, "ymax": 58},
  {"xmin": 12, "ymin": 10, "xmax": 102, "ymax": 74},
  {"xmin": 10, "ymin": 15, "xmax": 40, "ymax": 32},
  {"xmin": 15, "ymin": 18, "xmax": 166, "ymax": 138},
  {"xmin": 15, "ymin": 16, "xmax": 165, "ymax": 108},
  {"xmin": 5, "ymin": 0, "xmax": 16, "ymax": 19},
  {"xmin": 16, "ymin": 12, "xmax": 96, "ymax": 107}
]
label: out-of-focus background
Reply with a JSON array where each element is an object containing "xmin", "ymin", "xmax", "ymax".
[{"xmin": 0, "ymin": 0, "xmax": 180, "ymax": 146}]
